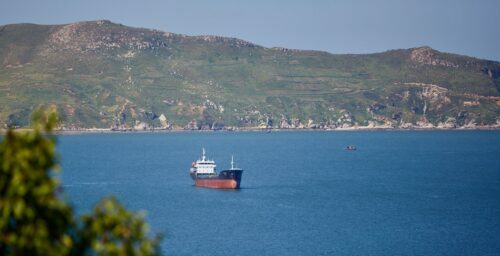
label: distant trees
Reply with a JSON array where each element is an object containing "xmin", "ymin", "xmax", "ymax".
[{"xmin": 0, "ymin": 109, "xmax": 162, "ymax": 255}]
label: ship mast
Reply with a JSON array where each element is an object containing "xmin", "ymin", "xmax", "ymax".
[
  {"xmin": 202, "ymin": 148, "xmax": 206, "ymax": 161},
  {"xmin": 231, "ymin": 155, "xmax": 234, "ymax": 169}
]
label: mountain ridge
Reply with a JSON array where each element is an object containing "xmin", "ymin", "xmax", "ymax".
[
  {"xmin": 1, "ymin": 20, "xmax": 499, "ymax": 130},
  {"xmin": 2, "ymin": 20, "xmax": 499, "ymax": 61}
]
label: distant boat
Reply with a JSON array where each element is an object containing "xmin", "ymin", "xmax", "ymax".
[
  {"xmin": 344, "ymin": 145, "xmax": 357, "ymax": 151},
  {"xmin": 189, "ymin": 149, "xmax": 243, "ymax": 189}
]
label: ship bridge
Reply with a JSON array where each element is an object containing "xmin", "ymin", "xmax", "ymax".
[{"xmin": 194, "ymin": 148, "xmax": 216, "ymax": 174}]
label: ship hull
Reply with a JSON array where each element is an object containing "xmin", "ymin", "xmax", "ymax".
[{"xmin": 192, "ymin": 170, "xmax": 243, "ymax": 189}]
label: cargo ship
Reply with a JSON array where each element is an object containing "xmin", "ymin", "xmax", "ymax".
[{"xmin": 189, "ymin": 149, "xmax": 243, "ymax": 189}]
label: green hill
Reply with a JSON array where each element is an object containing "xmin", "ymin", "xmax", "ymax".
[{"xmin": 1, "ymin": 20, "xmax": 499, "ymax": 129}]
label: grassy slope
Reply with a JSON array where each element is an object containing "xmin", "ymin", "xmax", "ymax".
[{"xmin": 0, "ymin": 21, "xmax": 499, "ymax": 128}]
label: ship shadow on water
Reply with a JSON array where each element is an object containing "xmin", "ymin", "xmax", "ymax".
[{"xmin": 190, "ymin": 185, "xmax": 257, "ymax": 192}]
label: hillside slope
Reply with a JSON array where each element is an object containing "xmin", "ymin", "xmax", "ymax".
[{"xmin": 1, "ymin": 20, "xmax": 499, "ymax": 129}]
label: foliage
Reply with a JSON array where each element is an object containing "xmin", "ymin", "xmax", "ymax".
[
  {"xmin": 0, "ymin": 108, "xmax": 72, "ymax": 255},
  {"xmin": 0, "ymin": 109, "xmax": 162, "ymax": 255},
  {"xmin": 78, "ymin": 197, "xmax": 161, "ymax": 256}
]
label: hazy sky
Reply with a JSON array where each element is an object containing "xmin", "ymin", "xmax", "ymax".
[{"xmin": 1, "ymin": 0, "xmax": 499, "ymax": 61}]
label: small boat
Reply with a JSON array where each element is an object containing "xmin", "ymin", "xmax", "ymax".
[
  {"xmin": 344, "ymin": 145, "xmax": 357, "ymax": 151},
  {"xmin": 189, "ymin": 149, "xmax": 243, "ymax": 189}
]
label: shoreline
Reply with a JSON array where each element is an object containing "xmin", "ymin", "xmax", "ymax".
[{"xmin": 2, "ymin": 126, "xmax": 499, "ymax": 135}]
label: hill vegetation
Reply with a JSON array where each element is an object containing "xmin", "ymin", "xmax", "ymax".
[{"xmin": 1, "ymin": 20, "xmax": 499, "ymax": 129}]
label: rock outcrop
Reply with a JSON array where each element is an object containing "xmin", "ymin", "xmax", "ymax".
[{"xmin": 410, "ymin": 47, "xmax": 459, "ymax": 68}]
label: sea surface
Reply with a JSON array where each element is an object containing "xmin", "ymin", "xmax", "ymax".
[{"xmin": 58, "ymin": 131, "xmax": 500, "ymax": 256}]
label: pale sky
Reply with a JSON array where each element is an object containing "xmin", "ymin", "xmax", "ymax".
[{"xmin": 1, "ymin": 0, "xmax": 499, "ymax": 61}]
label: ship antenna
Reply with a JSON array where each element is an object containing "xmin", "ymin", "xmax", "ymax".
[
  {"xmin": 231, "ymin": 155, "xmax": 234, "ymax": 169},
  {"xmin": 202, "ymin": 148, "xmax": 206, "ymax": 161}
]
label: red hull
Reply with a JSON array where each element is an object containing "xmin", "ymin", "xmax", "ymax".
[{"xmin": 195, "ymin": 179, "xmax": 239, "ymax": 189}]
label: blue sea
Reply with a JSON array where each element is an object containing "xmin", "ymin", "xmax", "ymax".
[{"xmin": 58, "ymin": 131, "xmax": 500, "ymax": 256}]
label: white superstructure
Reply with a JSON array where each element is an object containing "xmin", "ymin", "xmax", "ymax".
[{"xmin": 190, "ymin": 148, "xmax": 217, "ymax": 175}]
